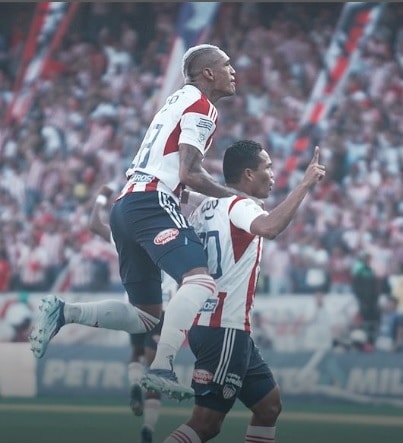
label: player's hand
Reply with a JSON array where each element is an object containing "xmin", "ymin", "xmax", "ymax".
[
  {"xmin": 98, "ymin": 184, "xmax": 114, "ymax": 198},
  {"xmin": 303, "ymin": 146, "xmax": 326, "ymax": 186}
]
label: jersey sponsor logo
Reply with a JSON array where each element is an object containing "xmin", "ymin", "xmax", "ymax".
[
  {"xmin": 196, "ymin": 118, "xmax": 213, "ymax": 144},
  {"xmin": 196, "ymin": 117, "xmax": 214, "ymax": 130},
  {"xmin": 200, "ymin": 298, "xmax": 218, "ymax": 312},
  {"xmin": 201, "ymin": 199, "xmax": 218, "ymax": 220},
  {"xmin": 192, "ymin": 369, "xmax": 213, "ymax": 384},
  {"xmin": 154, "ymin": 228, "xmax": 180, "ymax": 245},
  {"xmin": 131, "ymin": 172, "xmax": 154, "ymax": 183},
  {"xmin": 225, "ymin": 372, "xmax": 242, "ymax": 388}
]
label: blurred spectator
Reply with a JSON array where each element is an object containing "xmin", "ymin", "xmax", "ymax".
[
  {"xmin": 62, "ymin": 235, "xmax": 110, "ymax": 292},
  {"xmin": 0, "ymin": 295, "xmax": 34, "ymax": 342},
  {"xmin": 16, "ymin": 231, "xmax": 50, "ymax": 292},
  {"xmin": 261, "ymin": 236, "xmax": 291, "ymax": 295},
  {"xmin": 303, "ymin": 291, "xmax": 333, "ymax": 351},
  {"xmin": 303, "ymin": 237, "xmax": 330, "ymax": 294},
  {"xmin": 0, "ymin": 239, "xmax": 11, "ymax": 291},
  {"xmin": 388, "ymin": 264, "xmax": 403, "ymax": 310},
  {"xmin": 375, "ymin": 295, "xmax": 403, "ymax": 352},
  {"xmin": 328, "ymin": 245, "xmax": 352, "ymax": 294},
  {"xmin": 351, "ymin": 251, "xmax": 380, "ymax": 345},
  {"xmin": 289, "ymin": 250, "xmax": 309, "ymax": 293}
]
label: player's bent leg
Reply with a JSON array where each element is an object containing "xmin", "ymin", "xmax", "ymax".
[
  {"xmin": 187, "ymin": 405, "xmax": 226, "ymax": 442},
  {"xmin": 150, "ymin": 273, "xmax": 215, "ymax": 368},
  {"xmin": 29, "ymin": 294, "xmax": 65, "ymax": 359},
  {"xmin": 144, "ymin": 273, "xmax": 215, "ymax": 400},
  {"xmin": 249, "ymin": 385, "xmax": 282, "ymax": 426},
  {"xmin": 244, "ymin": 386, "xmax": 282, "ymax": 442},
  {"xmin": 163, "ymin": 405, "xmax": 225, "ymax": 443},
  {"xmin": 163, "ymin": 424, "xmax": 202, "ymax": 443},
  {"xmin": 65, "ymin": 300, "xmax": 160, "ymax": 334}
]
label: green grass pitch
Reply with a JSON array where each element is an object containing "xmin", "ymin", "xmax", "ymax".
[{"xmin": 1, "ymin": 397, "xmax": 402, "ymax": 443}]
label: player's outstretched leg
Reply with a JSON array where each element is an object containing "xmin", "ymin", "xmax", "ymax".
[
  {"xmin": 141, "ymin": 363, "xmax": 194, "ymax": 401},
  {"xmin": 29, "ymin": 294, "xmax": 65, "ymax": 359}
]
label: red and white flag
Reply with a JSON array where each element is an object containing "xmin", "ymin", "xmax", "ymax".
[
  {"xmin": 156, "ymin": 2, "xmax": 220, "ymax": 110},
  {"xmin": 7, "ymin": 2, "xmax": 80, "ymax": 123},
  {"xmin": 284, "ymin": 2, "xmax": 386, "ymax": 174}
]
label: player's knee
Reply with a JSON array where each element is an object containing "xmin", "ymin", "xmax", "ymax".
[
  {"xmin": 188, "ymin": 408, "xmax": 224, "ymax": 441},
  {"xmin": 268, "ymin": 397, "xmax": 282, "ymax": 422},
  {"xmin": 252, "ymin": 388, "xmax": 282, "ymax": 425},
  {"xmin": 253, "ymin": 402, "xmax": 282, "ymax": 427},
  {"xmin": 203, "ymin": 422, "xmax": 221, "ymax": 441},
  {"xmin": 191, "ymin": 420, "xmax": 222, "ymax": 441}
]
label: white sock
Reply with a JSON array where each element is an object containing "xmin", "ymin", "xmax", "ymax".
[
  {"xmin": 63, "ymin": 300, "xmax": 159, "ymax": 333},
  {"xmin": 150, "ymin": 274, "xmax": 215, "ymax": 370},
  {"xmin": 128, "ymin": 361, "xmax": 146, "ymax": 386},
  {"xmin": 163, "ymin": 424, "xmax": 202, "ymax": 443},
  {"xmin": 245, "ymin": 425, "xmax": 276, "ymax": 442},
  {"xmin": 143, "ymin": 398, "xmax": 161, "ymax": 431}
]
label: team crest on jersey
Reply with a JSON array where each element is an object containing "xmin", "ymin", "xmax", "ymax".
[
  {"xmin": 222, "ymin": 383, "xmax": 237, "ymax": 399},
  {"xmin": 198, "ymin": 132, "xmax": 206, "ymax": 143},
  {"xmin": 192, "ymin": 369, "xmax": 213, "ymax": 384},
  {"xmin": 154, "ymin": 228, "xmax": 179, "ymax": 245}
]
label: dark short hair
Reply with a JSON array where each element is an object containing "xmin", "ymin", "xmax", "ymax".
[{"xmin": 223, "ymin": 140, "xmax": 263, "ymax": 184}]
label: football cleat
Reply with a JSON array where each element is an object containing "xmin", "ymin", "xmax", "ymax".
[
  {"xmin": 141, "ymin": 369, "xmax": 194, "ymax": 401},
  {"xmin": 29, "ymin": 294, "xmax": 65, "ymax": 359}
]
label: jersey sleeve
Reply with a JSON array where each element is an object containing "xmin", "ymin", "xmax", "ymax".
[
  {"xmin": 179, "ymin": 98, "xmax": 217, "ymax": 154},
  {"xmin": 229, "ymin": 198, "xmax": 268, "ymax": 233}
]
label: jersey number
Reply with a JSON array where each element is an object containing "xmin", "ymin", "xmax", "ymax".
[
  {"xmin": 199, "ymin": 230, "xmax": 222, "ymax": 279},
  {"xmin": 136, "ymin": 123, "xmax": 163, "ymax": 168}
]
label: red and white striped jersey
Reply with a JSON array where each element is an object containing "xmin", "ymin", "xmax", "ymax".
[
  {"xmin": 118, "ymin": 84, "xmax": 218, "ymax": 203},
  {"xmin": 189, "ymin": 196, "xmax": 268, "ymax": 332}
]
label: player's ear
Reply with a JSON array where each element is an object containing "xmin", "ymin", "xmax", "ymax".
[
  {"xmin": 244, "ymin": 168, "xmax": 254, "ymax": 181},
  {"xmin": 203, "ymin": 67, "xmax": 214, "ymax": 80}
]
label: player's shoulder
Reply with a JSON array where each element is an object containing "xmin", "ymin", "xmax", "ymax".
[
  {"xmin": 169, "ymin": 84, "xmax": 201, "ymax": 103},
  {"xmin": 192, "ymin": 196, "xmax": 235, "ymax": 220},
  {"xmin": 180, "ymin": 85, "xmax": 216, "ymax": 115}
]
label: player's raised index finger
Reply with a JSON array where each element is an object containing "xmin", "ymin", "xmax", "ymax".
[{"xmin": 313, "ymin": 145, "xmax": 320, "ymax": 163}]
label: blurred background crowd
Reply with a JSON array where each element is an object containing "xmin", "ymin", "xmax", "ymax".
[{"xmin": 0, "ymin": 3, "xmax": 403, "ymax": 351}]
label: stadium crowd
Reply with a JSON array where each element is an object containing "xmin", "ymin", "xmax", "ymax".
[{"xmin": 0, "ymin": 3, "xmax": 403, "ymax": 349}]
